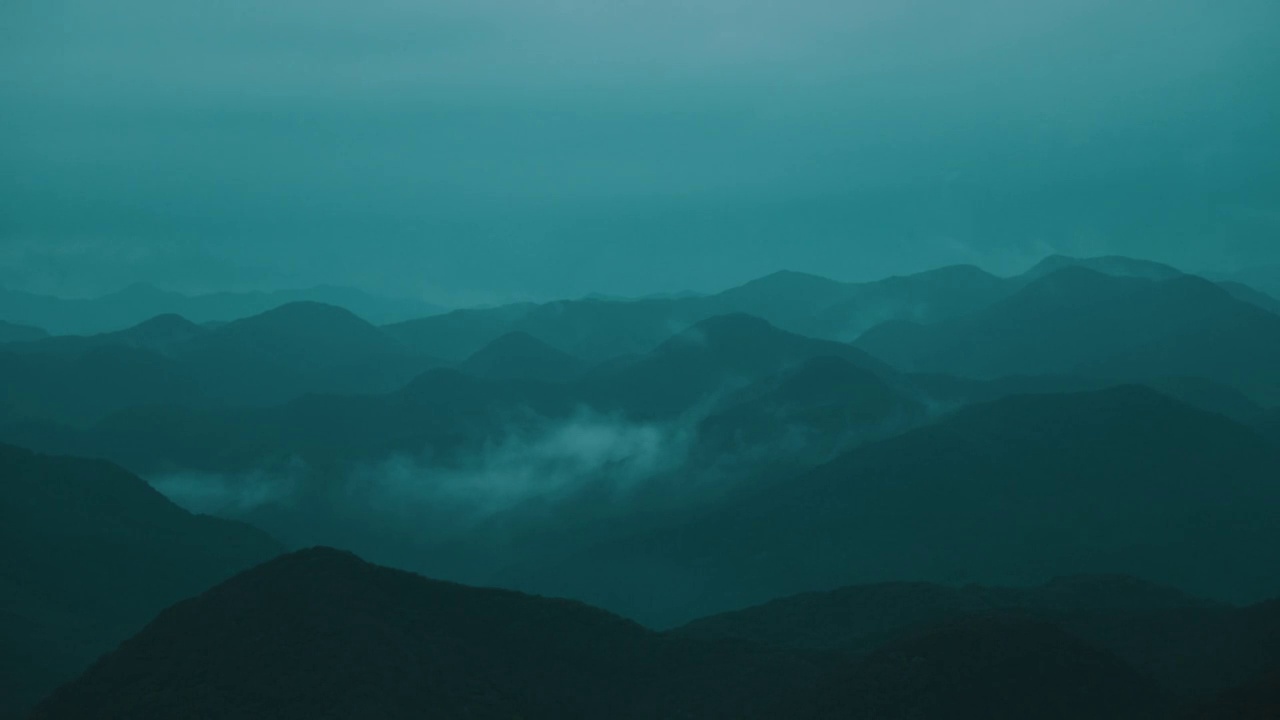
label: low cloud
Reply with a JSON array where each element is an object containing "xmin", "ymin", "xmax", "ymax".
[
  {"xmin": 345, "ymin": 408, "xmax": 699, "ymax": 522},
  {"xmin": 148, "ymin": 458, "xmax": 305, "ymax": 516}
]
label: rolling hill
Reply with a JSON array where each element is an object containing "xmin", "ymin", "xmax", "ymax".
[
  {"xmin": 856, "ymin": 268, "xmax": 1280, "ymax": 403},
  {"xmin": 0, "ymin": 443, "xmax": 282, "ymax": 719},
  {"xmin": 29, "ymin": 547, "xmax": 821, "ymax": 720},
  {"xmin": 510, "ymin": 386, "xmax": 1280, "ymax": 626}
]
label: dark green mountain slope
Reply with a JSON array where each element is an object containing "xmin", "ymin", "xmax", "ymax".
[
  {"xmin": 460, "ymin": 331, "xmax": 588, "ymax": 382},
  {"xmin": 591, "ymin": 313, "xmax": 896, "ymax": 417},
  {"xmin": 35, "ymin": 549, "xmax": 1266, "ymax": 720},
  {"xmin": 804, "ymin": 616, "xmax": 1166, "ymax": 720},
  {"xmin": 856, "ymin": 268, "xmax": 1280, "ymax": 403},
  {"xmin": 676, "ymin": 574, "xmax": 1214, "ymax": 651},
  {"xmin": 517, "ymin": 386, "xmax": 1280, "ymax": 626},
  {"xmin": 383, "ymin": 302, "xmax": 540, "ymax": 360},
  {"xmin": 0, "ymin": 303, "xmax": 444, "ymax": 423},
  {"xmin": 29, "ymin": 547, "xmax": 821, "ymax": 720},
  {"xmin": 0, "ymin": 283, "xmax": 444, "ymax": 335},
  {"xmin": 0, "ymin": 443, "xmax": 281, "ymax": 719},
  {"xmin": 0, "ymin": 319, "xmax": 47, "ymax": 343},
  {"xmin": 678, "ymin": 576, "xmax": 1280, "ymax": 702}
]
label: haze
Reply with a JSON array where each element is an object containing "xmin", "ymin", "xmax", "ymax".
[{"xmin": 3, "ymin": 0, "xmax": 1278, "ymax": 302}]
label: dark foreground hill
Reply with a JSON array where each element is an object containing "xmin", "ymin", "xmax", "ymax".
[
  {"xmin": 0, "ymin": 443, "xmax": 282, "ymax": 719},
  {"xmin": 33, "ymin": 549, "xmax": 1280, "ymax": 720},
  {"xmin": 29, "ymin": 548, "xmax": 1220, "ymax": 720},
  {"xmin": 29, "ymin": 547, "xmax": 823, "ymax": 720},
  {"xmin": 675, "ymin": 574, "xmax": 1216, "ymax": 651},
  {"xmin": 1188, "ymin": 669, "xmax": 1280, "ymax": 719},
  {"xmin": 677, "ymin": 576, "xmax": 1280, "ymax": 703},
  {"xmin": 805, "ymin": 616, "xmax": 1167, "ymax": 720}
]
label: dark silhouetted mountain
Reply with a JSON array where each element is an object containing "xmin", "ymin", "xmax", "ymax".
[
  {"xmin": 693, "ymin": 355, "xmax": 926, "ymax": 470},
  {"xmin": 804, "ymin": 616, "xmax": 1166, "ymax": 720},
  {"xmin": 734, "ymin": 257, "xmax": 1269, "ymax": 343},
  {"xmin": 178, "ymin": 301, "xmax": 443, "ymax": 403},
  {"xmin": 0, "ymin": 283, "xmax": 445, "ymax": 335},
  {"xmin": 519, "ymin": 386, "xmax": 1280, "ymax": 626},
  {"xmin": 679, "ymin": 576, "xmax": 1280, "ymax": 698},
  {"xmin": 6, "ymin": 313, "xmax": 209, "ymax": 358},
  {"xmin": 813, "ymin": 264, "xmax": 1013, "ymax": 340},
  {"xmin": 461, "ymin": 331, "xmax": 588, "ymax": 382},
  {"xmin": 0, "ymin": 443, "xmax": 281, "ymax": 719},
  {"xmin": 0, "ymin": 319, "xmax": 47, "ymax": 343},
  {"xmin": 385, "ymin": 265, "xmax": 1013, "ymax": 360},
  {"xmin": 4, "ymin": 315, "xmax": 902, "ymax": 476},
  {"xmin": 1019, "ymin": 254, "xmax": 1185, "ymax": 282},
  {"xmin": 106, "ymin": 312, "xmax": 206, "ymax": 351},
  {"xmin": 857, "ymin": 268, "xmax": 1280, "ymax": 403},
  {"xmin": 910, "ymin": 373, "xmax": 1266, "ymax": 423},
  {"xmin": 701, "ymin": 270, "xmax": 864, "ymax": 338},
  {"xmin": 1187, "ymin": 669, "xmax": 1280, "ymax": 719},
  {"xmin": 1251, "ymin": 408, "xmax": 1280, "ymax": 447},
  {"xmin": 1216, "ymin": 280, "xmax": 1280, "ymax": 314},
  {"xmin": 30, "ymin": 548, "xmax": 822, "ymax": 720},
  {"xmin": 1014, "ymin": 254, "xmax": 1280, "ymax": 316},
  {"xmin": 34, "ymin": 548, "xmax": 1238, "ymax": 720},
  {"xmin": 676, "ymin": 574, "xmax": 1214, "ymax": 652},
  {"xmin": 184, "ymin": 301, "xmax": 406, "ymax": 367},
  {"xmin": 1207, "ymin": 263, "xmax": 1280, "ymax": 300},
  {"xmin": 384, "ymin": 302, "xmax": 539, "ymax": 360},
  {"xmin": 0, "ymin": 345, "xmax": 207, "ymax": 426},
  {"xmin": 591, "ymin": 314, "xmax": 895, "ymax": 416},
  {"xmin": 505, "ymin": 298, "xmax": 705, "ymax": 362},
  {"xmin": 0, "ymin": 303, "xmax": 445, "ymax": 422}
]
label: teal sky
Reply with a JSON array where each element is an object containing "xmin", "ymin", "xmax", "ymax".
[{"xmin": 2, "ymin": 0, "xmax": 1278, "ymax": 304}]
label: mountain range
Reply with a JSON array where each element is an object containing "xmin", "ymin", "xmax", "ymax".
[
  {"xmin": 3, "ymin": 254, "xmax": 1279, "ymax": 718},
  {"xmin": 0, "ymin": 443, "xmax": 280, "ymax": 718},
  {"xmin": 26, "ymin": 547, "xmax": 1280, "ymax": 720},
  {"xmin": 0, "ymin": 283, "xmax": 447, "ymax": 336}
]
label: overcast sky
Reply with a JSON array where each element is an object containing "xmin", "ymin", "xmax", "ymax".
[{"xmin": 3, "ymin": 0, "xmax": 1278, "ymax": 303}]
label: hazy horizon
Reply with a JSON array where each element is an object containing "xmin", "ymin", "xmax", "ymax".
[{"xmin": 4, "ymin": 0, "xmax": 1279, "ymax": 304}]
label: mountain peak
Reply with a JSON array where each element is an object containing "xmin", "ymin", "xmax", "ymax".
[
  {"xmin": 461, "ymin": 331, "xmax": 584, "ymax": 382},
  {"xmin": 719, "ymin": 270, "xmax": 850, "ymax": 300},
  {"xmin": 1023, "ymin": 254, "xmax": 1184, "ymax": 282},
  {"xmin": 243, "ymin": 300, "xmax": 364, "ymax": 323},
  {"xmin": 121, "ymin": 312, "xmax": 200, "ymax": 334},
  {"xmin": 224, "ymin": 301, "xmax": 391, "ymax": 341}
]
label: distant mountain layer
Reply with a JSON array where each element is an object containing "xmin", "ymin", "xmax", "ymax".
[
  {"xmin": 383, "ymin": 265, "xmax": 1013, "ymax": 361},
  {"xmin": 856, "ymin": 268, "xmax": 1280, "ymax": 404},
  {"xmin": 0, "ymin": 443, "xmax": 281, "ymax": 719},
  {"xmin": 2, "ymin": 313, "xmax": 918, "ymax": 475},
  {"xmin": 0, "ymin": 302, "xmax": 445, "ymax": 424},
  {"xmin": 460, "ymin": 331, "xmax": 588, "ymax": 383},
  {"xmin": 0, "ymin": 319, "xmax": 47, "ymax": 343},
  {"xmin": 0, "ymin": 283, "xmax": 446, "ymax": 335},
  {"xmin": 29, "ymin": 547, "xmax": 1280, "ymax": 719},
  {"xmin": 510, "ymin": 386, "xmax": 1280, "ymax": 626},
  {"xmin": 1208, "ymin": 264, "xmax": 1280, "ymax": 300},
  {"xmin": 384, "ymin": 255, "xmax": 1280, "ymax": 362}
]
